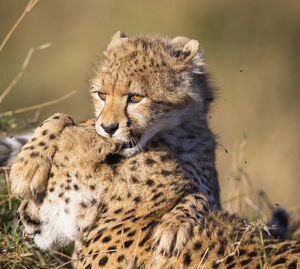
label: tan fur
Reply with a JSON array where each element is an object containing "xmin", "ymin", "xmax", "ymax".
[
  {"xmin": 13, "ymin": 116, "xmax": 300, "ymax": 268},
  {"xmin": 10, "ymin": 33, "xmax": 220, "ymax": 256}
]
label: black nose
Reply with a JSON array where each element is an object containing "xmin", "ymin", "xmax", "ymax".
[{"xmin": 101, "ymin": 123, "xmax": 119, "ymax": 136}]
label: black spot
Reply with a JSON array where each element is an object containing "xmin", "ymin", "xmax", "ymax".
[
  {"xmin": 124, "ymin": 240, "xmax": 134, "ymax": 248},
  {"xmin": 49, "ymin": 134, "xmax": 56, "ymax": 139},
  {"xmin": 73, "ymin": 184, "xmax": 79, "ymax": 190},
  {"xmin": 49, "ymin": 187, "xmax": 54, "ymax": 192},
  {"xmin": 125, "ymin": 209, "xmax": 135, "ymax": 215},
  {"xmin": 107, "ymin": 245, "xmax": 116, "ymax": 252},
  {"xmin": 139, "ymin": 222, "xmax": 157, "ymax": 247},
  {"xmin": 248, "ymin": 251, "xmax": 257, "ymax": 257},
  {"xmin": 93, "ymin": 230, "xmax": 104, "ymax": 242},
  {"xmin": 53, "ymin": 115, "xmax": 60, "ymax": 119},
  {"xmin": 217, "ymin": 230, "xmax": 224, "ymax": 237},
  {"xmin": 217, "ymin": 242, "xmax": 226, "ymax": 256},
  {"xmin": 102, "ymin": 236, "xmax": 112, "ymax": 243},
  {"xmin": 84, "ymin": 264, "xmax": 92, "ymax": 269},
  {"xmin": 112, "ymin": 224, "xmax": 123, "ymax": 230},
  {"xmin": 146, "ymin": 179, "xmax": 154, "ymax": 186},
  {"xmin": 122, "ymin": 215, "xmax": 134, "ymax": 221},
  {"xmin": 38, "ymin": 142, "xmax": 46, "ymax": 146},
  {"xmin": 104, "ymin": 153, "xmax": 122, "ymax": 165},
  {"xmin": 42, "ymin": 129, "xmax": 48, "ymax": 135},
  {"xmin": 30, "ymin": 151, "xmax": 40, "ymax": 157},
  {"xmin": 151, "ymin": 192, "xmax": 162, "ymax": 201},
  {"xmin": 133, "ymin": 196, "xmax": 141, "ymax": 203},
  {"xmin": 160, "ymin": 154, "xmax": 172, "ymax": 162},
  {"xmin": 119, "ymin": 227, "xmax": 129, "ymax": 234},
  {"xmin": 272, "ymin": 257, "xmax": 286, "ymax": 266},
  {"xmin": 288, "ymin": 261, "xmax": 297, "ymax": 269},
  {"xmin": 193, "ymin": 241, "xmax": 202, "ymax": 250},
  {"xmin": 65, "ymin": 185, "xmax": 71, "ymax": 191},
  {"xmin": 226, "ymin": 264, "xmax": 236, "ymax": 269},
  {"xmin": 132, "ymin": 216, "xmax": 141, "ymax": 222},
  {"xmin": 104, "ymin": 218, "xmax": 116, "ymax": 223},
  {"xmin": 161, "ymin": 170, "xmax": 171, "ymax": 176},
  {"xmin": 114, "ymin": 208, "xmax": 123, "ymax": 214},
  {"xmin": 98, "ymin": 256, "xmax": 108, "ymax": 266},
  {"xmin": 240, "ymin": 259, "xmax": 251, "ymax": 266},
  {"xmin": 127, "ymin": 231, "xmax": 136, "ymax": 237},
  {"xmin": 274, "ymin": 243, "xmax": 291, "ymax": 255},
  {"xmin": 117, "ymin": 255, "xmax": 124, "ymax": 262},
  {"xmin": 90, "ymin": 185, "xmax": 95, "ymax": 190},
  {"xmin": 131, "ymin": 177, "xmax": 138, "ymax": 183},
  {"xmin": 80, "ymin": 202, "xmax": 87, "ymax": 208},
  {"xmin": 145, "ymin": 158, "xmax": 155, "ymax": 165},
  {"xmin": 225, "ymin": 256, "xmax": 234, "ymax": 264},
  {"xmin": 183, "ymin": 253, "xmax": 192, "ymax": 266}
]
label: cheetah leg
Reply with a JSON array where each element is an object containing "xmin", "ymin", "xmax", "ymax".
[
  {"xmin": 10, "ymin": 113, "xmax": 75, "ymax": 201},
  {"xmin": 151, "ymin": 193, "xmax": 211, "ymax": 257}
]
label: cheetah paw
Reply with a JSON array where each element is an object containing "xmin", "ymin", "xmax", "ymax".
[
  {"xmin": 152, "ymin": 217, "xmax": 194, "ymax": 257},
  {"xmin": 10, "ymin": 113, "xmax": 75, "ymax": 200}
]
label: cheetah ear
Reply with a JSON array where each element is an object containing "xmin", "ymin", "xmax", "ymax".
[
  {"xmin": 171, "ymin": 36, "xmax": 191, "ymax": 49},
  {"xmin": 171, "ymin": 36, "xmax": 202, "ymax": 62},
  {"xmin": 105, "ymin": 31, "xmax": 128, "ymax": 54},
  {"xmin": 111, "ymin": 30, "xmax": 127, "ymax": 40}
]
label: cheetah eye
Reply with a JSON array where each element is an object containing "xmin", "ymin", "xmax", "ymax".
[
  {"xmin": 128, "ymin": 94, "xmax": 143, "ymax": 103},
  {"xmin": 97, "ymin": 92, "xmax": 107, "ymax": 101}
]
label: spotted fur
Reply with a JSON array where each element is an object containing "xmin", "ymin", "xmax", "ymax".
[
  {"xmin": 9, "ymin": 32, "xmax": 220, "ymax": 256},
  {"xmin": 14, "ymin": 120, "xmax": 300, "ymax": 268}
]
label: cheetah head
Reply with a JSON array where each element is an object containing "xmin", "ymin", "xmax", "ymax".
[{"xmin": 90, "ymin": 31, "xmax": 213, "ymax": 157}]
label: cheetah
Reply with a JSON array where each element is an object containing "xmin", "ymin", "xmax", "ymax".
[
  {"xmin": 5, "ymin": 31, "xmax": 219, "ymax": 206},
  {"xmin": 9, "ymin": 32, "xmax": 220, "ymax": 255},
  {"xmin": 13, "ymin": 116, "xmax": 300, "ymax": 268},
  {"xmin": 11, "ymin": 113, "xmax": 212, "ymax": 258}
]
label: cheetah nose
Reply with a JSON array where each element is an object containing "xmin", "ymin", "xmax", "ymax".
[{"xmin": 101, "ymin": 123, "xmax": 119, "ymax": 136}]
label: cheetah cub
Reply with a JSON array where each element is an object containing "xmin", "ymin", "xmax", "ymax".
[
  {"xmin": 11, "ymin": 113, "xmax": 212, "ymax": 257},
  {"xmin": 11, "ymin": 32, "xmax": 220, "ymax": 255}
]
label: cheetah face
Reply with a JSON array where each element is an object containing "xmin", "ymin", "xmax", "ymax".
[
  {"xmin": 91, "ymin": 32, "xmax": 208, "ymax": 157},
  {"xmin": 18, "ymin": 198, "xmax": 78, "ymax": 250}
]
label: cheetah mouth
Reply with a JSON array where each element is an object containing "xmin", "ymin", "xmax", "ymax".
[
  {"xmin": 120, "ymin": 138, "xmax": 141, "ymax": 150},
  {"xmin": 121, "ymin": 132, "xmax": 142, "ymax": 150},
  {"xmin": 27, "ymin": 229, "xmax": 41, "ymax": 238}
]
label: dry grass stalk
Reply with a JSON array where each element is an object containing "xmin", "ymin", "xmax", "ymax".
[
  {"xmin": 0, "ymin": 90, "xmax": 76, "ymax": 118},
  {"xmin": 196, "ymin": 247, "xmax": 209, "ymax": 269},
  {"xmin": 0, "ymin": 43, "xmax": 51, "ymax": 103},
  {"xmin": 0, "ymin": 166, "xmax": 10, "ymax": 170},
  {"xmin": 4, "ymin": 169, "xmax": 12, "ymax": 210},
  {"xmin": 0, "ymin": 0, "xmax": 41, "ymax": 53}
]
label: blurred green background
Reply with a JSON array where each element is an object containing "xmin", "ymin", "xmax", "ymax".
[{"xmin": 0, "ymin": 0, "xmax": 299, "ymax": 216}]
